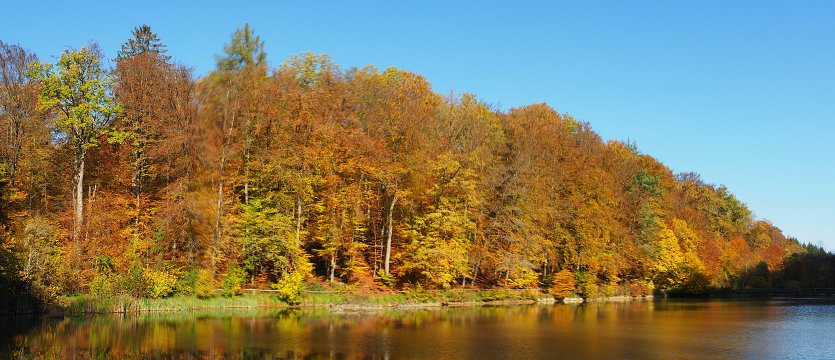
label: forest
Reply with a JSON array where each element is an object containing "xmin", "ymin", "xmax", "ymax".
[{"xmin": 0, "ymin": 24, "xmax": 829, "ymax": 308}]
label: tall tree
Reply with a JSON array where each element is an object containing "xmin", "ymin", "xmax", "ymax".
[
  {"xmin": 115, "ymin": 26, "xmax": 168, "ymax": 240},
  {"xmin": 202, "ymin": 23, "xmax": 267, "ymax": 275},
  {"xmin": 0, "ymin": 42, "xmax": 39, "ymax": 188},
  {"xmin": 117, "ymin": 24, "xmax": 170, "ymax": 62},
  {"xmin": 29, "ymin": 46, "xmax": 120, "ymax": 242}
]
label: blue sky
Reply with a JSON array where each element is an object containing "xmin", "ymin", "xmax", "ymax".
[{"xmin": 3, "ymin": 1, "xmax": 834, "ymax": 249}]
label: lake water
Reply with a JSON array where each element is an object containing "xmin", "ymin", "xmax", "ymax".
[{"xmin": 2, "ymin": 299, "xmax": 835, "ymax": 359}]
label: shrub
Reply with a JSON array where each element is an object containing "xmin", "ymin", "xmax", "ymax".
[
  {"xmin": 404, "ymin": 284, "xmax": 433, "ymax": 302},
  {"xmin": 480, "ymin": 289, "xmax": 510, "ymax": 302},
  {"xmin": 221, "ymin": 266, "xmax": 246, "ymax": 298},
  {"xmin": 583, "ymin": 283, "xmax": 599, "ymax": 299},
  {"xmin": 90, "ymin": 273, "xmax": 117, "ymax": 298},
  {"xmin": 175, "ymin": 268, "xmax": 199, "ymax": 295},
  {"xmin": 144, "ymin": 268, "xmax": 177, "ymax": 299},
  {"xmin": 505, "ymin": 267, "xmax": 539, "ymax": 289},
  {"xmin": 600, "ymin": 283, "xmax": 615, "ymax": 297},
  {"xmin": 575, "ymin": 272, "xmax": 600, "ymax": 298},
  {"xmin": 119, "ymin": 265, "xmax": 149, "ymax": 298},
  {"xmin": 376, "ymin": 269, "xmax": 395, "ymax": 287},
  {"xmin": 195, "ymin": 269, "xmax": 216, "ymax": 299},
  {"xmin": 272, "ymin": 271, "xmax": 305, "ymax": 305},
  {"xmin": 549, "ymin": 269, "xmax": 576, "ymax": 299}
]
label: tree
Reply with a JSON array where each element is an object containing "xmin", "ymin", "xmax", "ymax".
[
  {"xmin": 29, "ymin": 46, "xmax": 120, "ymax": 242},
  {"xmin": 550, "ymin": 269, "xmax": 576, "ymax": 299},
  {"xmin": 114, "ymin": 25, "xmax": 178, "ymax": 253},
  {"xmin": 117, "ymin": 24, "xmax": 170, "ymax": 62},
  {"xmin": 201, "ymin": 24, "xmax": 268, "ymax": 275},
  {"xmin": 0, "ymin": 42, "xmax": 40, "ymax": 188},
  {"xmin": 216, "ymin": 23, "xmax": 266, "ymax": 72}
]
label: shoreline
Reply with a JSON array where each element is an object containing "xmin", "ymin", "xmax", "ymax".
[
  {"xmin": 33, "ymin": 291, "xmax": 662, "ymax": 317},
  {"xmin": 9, "ymin": 291, "xmax": 831, "ymax": 317}
]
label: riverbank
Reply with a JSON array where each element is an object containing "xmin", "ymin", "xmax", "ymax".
[{"xmin": 42, "ymin": 289, "xmax": 663, "ymax": 316}]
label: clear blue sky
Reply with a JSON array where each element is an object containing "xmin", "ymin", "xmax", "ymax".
[{"xmin": 3, "ymin": 1, "xmax": 834, "ymax": 249}]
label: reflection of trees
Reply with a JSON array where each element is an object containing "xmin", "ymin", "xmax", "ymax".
[{"xmin": 0, "ymin": 302, "xmax": 798, "ymax": 359}]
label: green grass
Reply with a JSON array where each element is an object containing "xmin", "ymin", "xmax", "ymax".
[
  {"xmin": 55, "ymin": 294, "xmax": 286, "ymax": 315},
  {"xmin": 53, "ymin": 288, "xmax": 552, "ymax": 315}
]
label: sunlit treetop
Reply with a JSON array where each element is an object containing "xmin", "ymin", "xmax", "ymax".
[
  {"xmin": 116, "ymin": 24, "xmax": 170, "ymax": 62},
  {"xmin": 216, "ymin": 23, "xmax": 266, "ymax": 72}
]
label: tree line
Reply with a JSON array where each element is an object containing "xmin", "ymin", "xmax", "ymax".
[{"xmin": 0, "ymin": 24, "xmax": 824, "ymax": 305}]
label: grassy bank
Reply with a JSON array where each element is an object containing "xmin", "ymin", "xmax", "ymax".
[
  {"xmin": 51, "ymin": 288, "xmax": 556, "ymax": 315},
  {"xmin": 53, "ymin": 294, "xmax": 284, "ymax": 315}
]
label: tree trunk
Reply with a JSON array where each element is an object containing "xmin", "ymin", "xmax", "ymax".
[
  {"xmin": 213, "ymin": 156, "xmax": 225, "ymax": 277},
  {"xmin": 384, "ymin": 192, "xmax": 397, "ymax": 275},
  {"xmin": 72, "ymin": 150, "xmax": 86, "ymax": 242},
  {"xmin": 329, "ymin": 253, "xmax": 336, "ymax": 283},
  {"xmin": 295, "ymin": 195, "xmax": 302, "ymax": 244}
]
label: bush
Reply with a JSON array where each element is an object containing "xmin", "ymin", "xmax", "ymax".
[
  {"xmin": 195, "ymin": 269, "xmax": 216, "ymax": 299},
  {"xmin": 222, "ymin": 266, "xmax": 246, "ymax": 298},
  {"xmin": 575, "ymin": 272, "xmax": 600, "ymax": 298},
  {"xmin": 119, "ymin": 265, "xmax": 149, "ymax": 298},
  {"xmin": 175, "ymin": 268, "xmax": 199, "ymax": 295},
  {"xmin": 404, "ymin": 284, "xmax": 433, "ymax": 302},
  {"xmin": 90, "ymin": 273, "xmax": 118, "ymax": 298},
  {"xmin": 583, "ymin": 283, "xmax": 599, "ymax": 299},
  {"xmin": 549, "ymin": 270, "xmax": 576, "ymax": 299},
  {"xmin": 144, "ymin": 268, "xmax": 177, "ymax": 299},
  {"xmin": 480, "ymin": 289, "xmax": 510, "ymax": 302},
  {"xmin": 600, "ymin": 283, "xmax": 615, "ymax": 297},
  {"xmin": 376, "ymin": 269, "xmax": 395, "ymax": 287},
  {"xmin": 272, "ymin": 271, "xmax": 305, "ymax": 305},
  {"xmin": 505, "ymin": 267, "xmax": 539, "ymax": 289}
]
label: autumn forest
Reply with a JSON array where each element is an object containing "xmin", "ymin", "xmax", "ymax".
[{"xmin": 0, "ymin": 25, "xmax": 829, "ymax": 308}]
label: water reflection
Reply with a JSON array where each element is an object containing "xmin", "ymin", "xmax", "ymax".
[{"xmin": 3, "ymin": 299, "xmax": 835, "ymax": 359}]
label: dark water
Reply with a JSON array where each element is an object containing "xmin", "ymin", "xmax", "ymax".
[{"xmin": 2, "ymin": 299, "xmax": 835, "ymax": 359}]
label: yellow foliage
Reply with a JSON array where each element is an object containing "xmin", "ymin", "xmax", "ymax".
[{"xmin": 144, "ymin": 268, "xmax": 177, "ymax": 299}]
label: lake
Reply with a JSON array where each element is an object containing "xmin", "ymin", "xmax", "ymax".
[{"xmin": 2, "ymin": 299, "xmax": 835, "ymax": 359}]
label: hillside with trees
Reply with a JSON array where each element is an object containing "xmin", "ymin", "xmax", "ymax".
[{"xmin": 0, "ymin": 25, "xmax": 823, "ymax": 308}]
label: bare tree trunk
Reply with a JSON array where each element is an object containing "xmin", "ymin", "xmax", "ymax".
[
  {"xmin": 384, "ymin": 192, "xmax": 397, "ymax": 275},
  {"xmin": 244, "ymin": 148, "xmax": 249, "ymax": 204},
  {"xmin": 213, "ymin": 155, "xmax": 225, "ymax": 277},
  {"xmin": 72, "ymin": 150, "xmax": 85, "ymax": 243},
  {"xmin": 295, "ymin": 195, "xmax": 302, "ymax": 244},
  {"xmin": 329, "ymin": 253, "xmax": 336, "ymax": 283}
]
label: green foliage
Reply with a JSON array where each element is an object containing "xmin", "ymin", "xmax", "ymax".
[
  {"xmin": 120, "ymin": 265, "xmax": 150, "ymax": 298},
  {"xmin": 634, "ymin": 169, "xmax": 662, "ymax": 197},
  {"xmin": 90, "ymin": 273, "xmax": 117, "ymax": 299},
  {"xmin": 216, "ymin": 23, "xmax": 266, "ymax": 71},
  {"xmin": 29, "ymin": 46, "xmax": 121, "ymax": 151},
  {"xmin": 221, "ymin": 266, "xmax": 246, "ymax": 298},
  {"xmin": 195, "ymin": 270, "xmax": 216, "ymax": 299},
  {"xmin": 143, "ymin": 268, "xmax": 177, "ymax": 299},
  {"xmin": 480, "ymin": 289, "xmax": 510, "ymax": 302},
  {"xmin": 175, "ymin": 269, "xmax": 200, "ymax": 296},
  {"xmin": 281, "ymin": 52, "xmax": 338, "ymax": 89},
  {"xmin": 117, "ymin": 24, "xmax": 169, "ymax": 61},
  {"xmin": 376, "ymin": 269, "xmax": 395, "ymax": 287},
  {"xmin": 575, "ymin": 272, "xmax": 600, "ymax": 298},
  {"xmin": 271, "ymin": 271, "xmax": 305, "ymax": 305},
  {"xmin": 234, "ymin": 196, "xmax": 308, "ymax": 282},
  {"xmin": 400, "ymin": 199, "xmax": 472, "ymax": 288},
  {"xmin": 404, "ymin": 284, "xmax": 434, "ymax": 302}
]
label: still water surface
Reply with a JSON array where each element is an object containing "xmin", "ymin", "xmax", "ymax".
[{"xmin": 2, "ymin": 299, "xmax": 835, "ymax": 359}]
